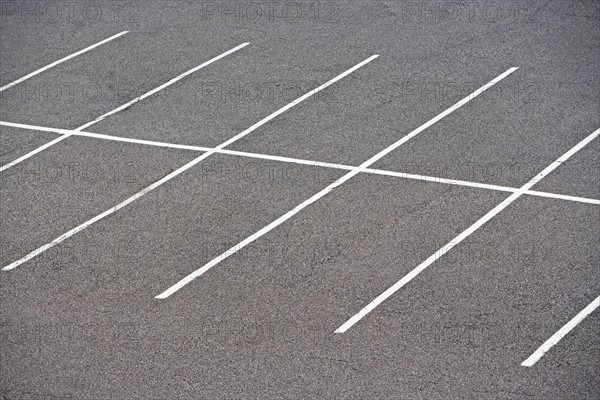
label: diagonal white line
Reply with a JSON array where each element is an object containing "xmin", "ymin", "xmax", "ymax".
[
  {"xmin": 521, "ymin": 295, "xmax": 600, "ymax": 367},
  {"xmin": 155, "ymin": 67, "xmax": 519, "ymax": 299},
  {"xmin": 3, "ymin": 120, "xmax": 598, "ymax": 206},
  {"xmin": 1, "ymin": 55, "xmax": 379, "ymax": 272},
  {"xmin": 336, "ymin": 128, "xmax": 599, "ymax": 333},
  {"xmin": 0, "ymin": 42, "xmax": 249, "ymax": 173},
  {"xmin": 0, "ymin": 31, "xmax": 129, "ymax": 92}
]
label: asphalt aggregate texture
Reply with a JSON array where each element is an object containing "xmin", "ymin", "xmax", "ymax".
[{"xmin": 1, "ymin": 1, "xmax": 599, "ymax": 399}]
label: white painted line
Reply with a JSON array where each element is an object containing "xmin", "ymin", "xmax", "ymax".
[
  {"xmin": 1, "ymin": 55, "xmax": 378, "ymax": 272},
  {"xmin": 362, "ymin": 168, "xmax": 600, "ymax": 205},
  {"xmin": 521, "ymin": 295, "xmax": 600, "ymax": 367},
  {"xmin": 0, "ymin": 42, "xmax": 249, "ymax": 173},
  {"xmin": 522, "ymin": 189, "xmax": 600, "ymax": 205},
  {"xmin": 0, "ymin": 121, "xmax": 215, "ymax": 152},
  {"xmin": 155, "ymin": 67, "xmax": 519, "ymax": 299},
  {"xmin": 0, "ymin": 31, "xmax": 129, "ymax": 92},
  {"xmin": 3, "ymin": 120, "xmax": 599, "ymax": 206},
  {"xmin": 336, "ymin": 128, "xmax": 600, "ymax": 333}
]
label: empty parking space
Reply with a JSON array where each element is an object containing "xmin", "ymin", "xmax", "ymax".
[
  {"xmin": 0, "ymin": 125, "xmax": 60, "ymax": 166},
  {"xmin": 0, "ymin": 135, "xmax": 197, "ymax": 267},
  {"xmin": 360, "ymin": 195, "xmax": 599, "ymax": 398}
]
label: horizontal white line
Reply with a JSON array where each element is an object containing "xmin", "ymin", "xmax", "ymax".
[
  {"xmin": 0, "ymin": 31, "xmax": 129, "ymax": 92},
  {"xmin": 2, "ymin": 120, "xmax": 598, "ymax": 206},
  {"xmin": 521, "ymin": 295, "xmax": 600, "ymax": 367},
  {"xmin": 1, "ymin": 55, "xmax": 378, "ymax": 272},
  {"xmin": 335, "ymin": 128, "xmax": 599, "ymax": 333},
  {"xmin": 362, "ymin": 168, "xmax": 600, "ymax": 205},
  {"xmin": 0, "ymin": 42, "xmax": 249, "ymax": 173},
  {"xmin": 155, "ymin": 67, "xmax": 519, "ymax": 299}
]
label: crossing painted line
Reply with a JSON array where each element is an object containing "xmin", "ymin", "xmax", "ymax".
[
  {"xmin": 1, "ymin": 55, "xmax": 378, "ymax": 272},
  {"xmin": 2, "ymin": 120, "xmax": 599, "ymax": 206},
  {"xmin": 335, "ymin": 128, "xmax": 599, "ymax": 333},
  {"xmin": 0, "ymin": 42, "xmax": 249, "ymax": 173},
  {"xmin": 155, "ymin": 67, "xmax": 519, "ymax": 299}
]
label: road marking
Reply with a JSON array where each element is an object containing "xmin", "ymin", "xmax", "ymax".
[
  {"xmin": 0, "ymin": 31, "xmax": 129, "ymax": 92},
  {"xmin": 521, "ymin": 295, "xmax": 600, "ymax": 367},
  {"xmin": 0, "ymin": 42, "xmax": 249, "ymax": 173},
  {"xmin": 3, "ymin": 120, "xmax": 598, "ymax": 206},
  {"xmin": 1, "ymin": 55, "xmax": 378, "ymax": 272},
  {"xmin": 336, "ymin": 128, "xmax": 599, "ymax": 333},
  {"xmin": 362, "ymin": 168, "xmax": 600, "ymax": 205},
  {"xmin": 155, "ymin": 67, "xmax": 518, "ymax": 299}
]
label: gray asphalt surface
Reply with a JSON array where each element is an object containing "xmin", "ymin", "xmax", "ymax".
[{"xmin": 1, "ymin": 1, "xmax": 599, "ymax": 399}]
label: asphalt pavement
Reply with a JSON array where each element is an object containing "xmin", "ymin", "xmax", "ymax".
[{"xmin": 1, "ymin": 1, "xmax": 599, "ymax": 399}]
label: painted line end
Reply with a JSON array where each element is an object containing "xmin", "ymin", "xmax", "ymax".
[{"xmin": 521, "ymin": 360, "xmax": 535, "ymax": 367}]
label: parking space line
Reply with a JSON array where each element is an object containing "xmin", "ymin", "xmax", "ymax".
[
  {"xmin": 3, "ymin": 120, "xmax": 599, "ymax": 206},
  {"xmin": 0, "ymin": 42, "xmax": 249, "ymax": 173},
  {"xmin": 155, "ymin": 67, "xmax": 518, "ymax": 299},
  {"xmin": 0, "ymin": 31, "xmax": 129, "ymax": 92},
  {"xmin": 521, "ymin": 295, "xmax": 600, "ymax": 367},
  {"xmin": 336, "ymin": 128, "xmax": 599, "ymax": 333},
  {"xmin": 1, "ymin": 55, "xmax": 378, "ymax": 272}
]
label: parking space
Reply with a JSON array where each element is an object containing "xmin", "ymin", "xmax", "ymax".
[
  {"xmin": 364, "ymin": 195, "xmax": 600, "ymax": 399},
  {"xmin": 0, "ymin": 134, "xmax": 197, "ymax": 267},
  {"xmin": 1, "ymin": 0, "xmax": 598, "ymax": 399},
  {"xmin": 0, "ymin": 125, "xmax": 59, "ymax": 166}
]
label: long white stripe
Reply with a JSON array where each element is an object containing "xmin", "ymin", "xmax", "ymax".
[
  {"xmin": 3, "ymin": 120, "xmax": 598, "ymax": 206},
  {"xmin": 362, "ymin": 168, "xmax": 599, "ymax": 205},
  {"xmin": 155, "ymin": 67, "xmax": 519, "ymax": 299},
  {"xmin": 1, "ymin": 55, "xmax": 378, "ymax": 271},
  {"xmin": 0, "ymin": 42, "xmax": 249, "ymax": 173},
  {"xmin": 521, "ymin": 295, "xmax": 600, "ymax": 367},
  {"xmin": 0, "ymin": 31, "xmax": 129, "ymax": 92},
  {"xmin": 336, "ymin": 128, "xmax": 599, "ymax": 333}
]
